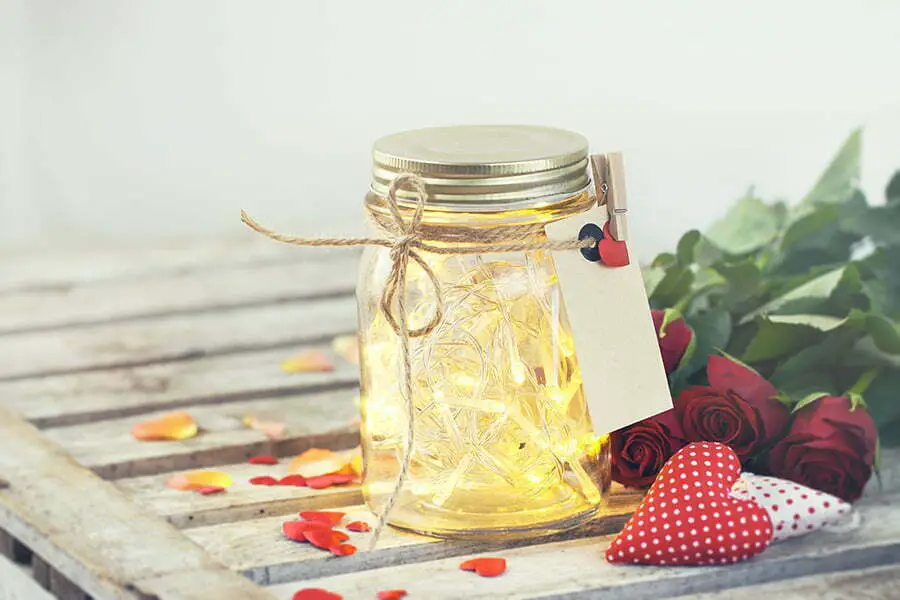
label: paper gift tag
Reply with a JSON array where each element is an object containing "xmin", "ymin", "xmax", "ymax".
[{"xmin": 546, "ymin": 153, "xmax": 672, "ymax": 435}]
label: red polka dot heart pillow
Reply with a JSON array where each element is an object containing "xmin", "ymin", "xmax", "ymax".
[{"xmin": 606, "ymin": 442, "xmax": 773, "ymax": 566}]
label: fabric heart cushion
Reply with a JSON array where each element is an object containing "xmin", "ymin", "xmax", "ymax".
[
  {"xmin": 730, "ymin": 473, "xmax": 852, "ymax": 542},
  {"xmin": 606, "ymin": 442, "xmax": 773, "ymax": 566}
]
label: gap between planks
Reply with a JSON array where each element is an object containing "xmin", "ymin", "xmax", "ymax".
[
  {"xmin": 0, "ymin": 408, "xmax": 275, "ymax": 600},
  {"xmin": 262, "ymin": 492, "xmax": 900, "ymax": 600},
  {"xmin": 0, "ymin": 250, "xmax": 359, "ymax": 336},
  {"xmin": 42, "ymin": 388, "xmax": 361, "ymax": 479},
  {"xmin": 185, "ymin": 489, "xmax": 643, "ymax": 585},
  {"xmin": 0, "ymin": 293, "xmax": 358, "ymax": 382},
  {"xmin": 0, "ymin": 343, "xmax": 359, "ymax": 428}
]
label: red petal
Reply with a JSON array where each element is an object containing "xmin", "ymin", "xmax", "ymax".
[
  {"xmin": 196, "ymin": 486, "xmax": 225, "ymax": 495},
  {"xmin": 329, "ymin": 543, "xmax": 357, "ymax": 557},
  {"xmin": 332, "ymin": 530, "xmax": 350, "ymax": 543},
  {"xmin": 305, "ymin": 528, "xmax": 343, "ymax": 550},
  {"xmin": 376, "ymin": 590, "xmax": 408, "ymax": 600},
  {"xmin": 706, "ymin": 354, "xmax": 777, "ymax": 406},
  {"xmin": 248, "ymin": 455, "xmax": 279, "ymax": 465},
  {"xmin": 306, "ymin": 476, "xmax": 335, "ymax": 489},
  {"xmin": 473, "ymin": 557, "xmax": 507, "ymax": 577},
  {"xmin": 325, "ymin": 473, "xmax": 355, "ymax": 485},
  {"xmin": 458, "ymin": 559, "xmax": 478, "ymax": 571},
  {"xmin": 300, "ymin": 511, "xmax": 345, "ymax": 526},
  {"xmin": 292, "ymin": 589, "xmax": 342, "ymax": 600},
  {"xmin": 282, "ymin": 520, "xmax": 330, "ymax": 542},
  {"xmin": 278, "ymin": 474, "xmax": 308, "ymax": 486},
  {"xmin": 460, "ymin": 557, "xmax": 507, "ymax": 577},
  {"xmin": 249, "ymin": 476, "xmax": 279, "ymax": 486},
  {"xmin": 346, "ymin": 521, "xmax": 371, "ymax": 532}
]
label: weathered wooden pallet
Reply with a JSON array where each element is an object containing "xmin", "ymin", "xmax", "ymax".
[{"xmin": 1, "ymin": 239, "xmax": 898, "ymax": 600}]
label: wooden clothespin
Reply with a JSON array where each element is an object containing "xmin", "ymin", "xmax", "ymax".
[{"xmin": 589, "ymin": 153, "xmax": 629, "ymax": 242}]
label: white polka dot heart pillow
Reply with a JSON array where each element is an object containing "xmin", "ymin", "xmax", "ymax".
[
  {"xmin": 606, "ymin": 442, "xmax": 774, "ymax": 566},
  {"xmin": 730, "ymin": 473, "xmax": 851, "ymax": 542}
]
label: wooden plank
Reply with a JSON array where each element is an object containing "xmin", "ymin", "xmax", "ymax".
[
  {"xmin": 265, "ymin": 492, "xmax": 900, "ymax": 599},
  {"xmin": 0, "ymin": 344, "xmax": 358, "ymax": 428},
  {"xmin": 43, "ymin": 389, "xmax": 359, "ymax": 479},
  {"xmin": 186, "ymin": 489, "xmax": 643, "ymax": 585},
  {"xmin": 0, "ymin": 250, "xmax": 358, "ymax": 336},
  {"xmin": 0, "ymin": 408, "xmax": 274, "ymax": 600},
  {"xmin": 118, "ymin": 460, "xmax": 363, "ymax": 529},
  {"xmin": 0, "ymin": 554, "xmax": 54, "ymax": 600},
  {"xmin": 677, "ymin": 564, "xmax": 900, "ymax": 599},
  {"xmin": 0, "ymin": 294, "xmax": 357, "ymax": 382},
  {"xmin": 0, "ymin": 236, "xmax": 300, "ymax": 294}
]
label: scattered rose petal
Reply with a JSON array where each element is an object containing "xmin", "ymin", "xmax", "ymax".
[
  {"xmin": 346, "ymin": 521, "xmax": 371, "ymax": 532},
  {"xmin": 292, "ymin": 589, "xmax": 342, "ymax": 600},
  {"xmin": 331, "ymin": 335, "xmax": 359, "ymax": 365},
  {"xmin": 196, "ymin": 486, "xmax": 226, "ymax": 495},
  {"xmin": 248, "ymin": 455, "xmax": 279, "ymax": 465},
  {"xmin": 288, "ymin": 448, "xmax": 346, "ymax": 478},
  {"xmin": 131, "ymin": 412, "xmax": 198, "ymax": 441},
  {"xmin": 278, "ymin": 474, "xmax": 308, "ymax": 487},
  {"xmin": 281, "ymin": 350, "xmax": 334, "ymax": 374},
  {"xmin": 283, "ymin": 520, "xmax": 330, "ymax": 542},
  {"xmin": 332, "ymin": 530, "xmax": 350, "ymax": 543},
  {"xmin": 249, "ymin": 476, "xmax": 279, "ymax": 486},
  {"xmin": 350, "ymin": 454, "xmax": 363, "ymax": 476},
  {"xmin": 300, "ymin": 511, "xmax": 345, "ymax": 526},
  {"xmin": 305, "ymin": 528, "xmax": 346, "ymax": 550},
  {"xmin": 166, "ymin": 470, "xmax": 233, "ymax": 491},
  {"xmin": 376, "ymin": 591, "xmax": 407, "ymax": 600},
  {"xmin": 243, "ymin": 415, "xmax": 287, "ymax": 440},
  {"xmin": 459, "ymin": 557, "xmax": 506, "ymax": 577},
  {"xmin": 330, "ymin": 543, "xmax": 357, "ymax": 557}
]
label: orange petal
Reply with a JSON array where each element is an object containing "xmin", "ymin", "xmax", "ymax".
[
  {"xmin": 166, "ymin": 470, "xmax": 232, "ymax": 491},
  {"xmin": 280, "ymin": 350, "xmax": 334, "ymax": 374},
  {"xmin": 287, "ymin": 448, "xmax": 344, "ymax": 478},
  {"xmin": 349, "ymin": 448, "xmax": 363, "ymax": 476},
  {"xmin": 331, "ymin": 335, "xmax": 359, "ymax": 365},
  {"xmin": 132, "ymin": 412, "xmax": 198, "ymax": 441}
]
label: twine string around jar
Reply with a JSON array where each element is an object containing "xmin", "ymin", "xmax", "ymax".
[{"xmin": 240, "ymin": 173, "xmax": 597, "ymax": 549}]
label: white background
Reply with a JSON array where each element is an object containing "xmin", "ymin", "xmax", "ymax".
[{"xmin": 2, "ymin": 0, "xmax": 899, "ymax": 260}]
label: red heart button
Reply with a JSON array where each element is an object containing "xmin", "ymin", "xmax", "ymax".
[
  {"xmin": 606, "ymin": 442, "xmax": 773, "ymax": 566},
  {"xmin": 597, "ymin": 222, "xmax": 630, "ymax": 267}
]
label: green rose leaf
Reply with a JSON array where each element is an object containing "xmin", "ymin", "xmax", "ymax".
[
  {"xmin": 886, "ymin": 170, "xmax": 900, "ymax": 207},
  {"xmin": 676, "ymin": 230, "xmax": 701, "ymax": 267},
  {"xmin": 792, "ymin": 392, "xmax": 830, "ymax": 413},
  {"xmin": 860, "ymin": 370, "xmax": 900, "ymax": 429},
  {"xmin": 705, "ymin": 194, "xmax": 781, "ymax": 255},
  {"xmin": 741, "ymin": 316, "xmax": 833, "ymax": 362},
  {"xmin": 798, "ymin": 128, "xmax": 861, "ymax": 208},
  {"xmin": 673, "ymin": 308, "xmax": 732, "ymax": 387},
  {"xmin": 866, "ymin": 314, "xmax": 900, "ymax": 355},
  {"xmin": 741, "ymin": 266, "xmax": 846, "ymax": 324}
]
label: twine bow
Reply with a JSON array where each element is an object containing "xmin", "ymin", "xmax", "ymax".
[{"xmin": 241, "ymin": 173, "xmax": 596, "ymax": 549}]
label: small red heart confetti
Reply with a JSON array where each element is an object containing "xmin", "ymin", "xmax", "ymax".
[
  {"xmin": 196, "ymin": 486, "xmax": 226, "ymax": 495},
  {"xmin": 278, "ymin": 474, "xmax": 308, "ymax": 487},
  {"xmin": 606, "ymin": 442, "xmax": 773, "ymax": 566},
  {"xmin": 282, "ymin": 520, "xmax": 330, "ymax": 542},
  {"xmin": 300, "ymin": 511, "xmax": 345, "ymax": 526},
  {"xmin": 329, "ymin": 543, "xmax": 357, "ymax": 557},
  {"xmin": 292, "ymin": 589, "xmax": 342, "ymax": 600},
  {"xmin": 730, "ymin": 473, "xmax": 851, "ymax": 542},
  {"xmin": 248, "ymin": 455, "xmax": 279, "ymax": 465},
  {"xmin": 249, "ymin": 476, "xmax": 279, "ymax": 486},
  {"xmin": 459, "ymin": 557, "xmax": 506, "ymax": 577},
  {"xmin": 597, "ymin": 222, "xmax": 630, "ymax": 267},
  {"xmin": 346, "ymin": 521, "xmax": 371, "ymax": 532},
  {"xmin": 376, "ymin": 590, "xmax": 408, "ymax": 600}
]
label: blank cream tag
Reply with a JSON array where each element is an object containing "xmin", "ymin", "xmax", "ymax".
[{"xmin": 546, "ymin": 153, "xmax": 672, "ymax": 434}]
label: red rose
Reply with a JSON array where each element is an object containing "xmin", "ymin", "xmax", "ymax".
[
  {"xmin": 768, "ymin": 395, "xmax": 877, "ymax": 502},
  {"xmin": 673, "ymin": 355, "xmax": 790, "ymax": 458},
  {"xmin": 651, "ymin": 309, "xmax": 693, "ymax": 374},
  {"xmin": 611, "ymin": 410, "xmax": 687, "ymax": 487}
]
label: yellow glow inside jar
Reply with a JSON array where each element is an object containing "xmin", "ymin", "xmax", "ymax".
[{"xmin": 357, "ymin": 125, "xmax": 613, "ymax": 540}]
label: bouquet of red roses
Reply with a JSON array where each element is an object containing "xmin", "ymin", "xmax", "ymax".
[{"xmin": 614, "ymin": 130, "xmax": 897, "ymax": 502}]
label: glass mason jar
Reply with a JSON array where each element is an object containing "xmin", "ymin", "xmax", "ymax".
[{"xmin": 357, "ymin": 125, "xmax": 612, "ymax": 540}]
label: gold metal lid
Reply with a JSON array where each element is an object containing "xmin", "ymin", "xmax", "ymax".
[{"xmin": 371, "ymin": 125, "xmax": 590, "ymax": 211}]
